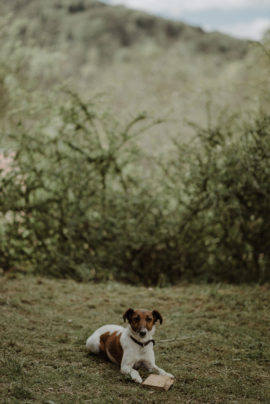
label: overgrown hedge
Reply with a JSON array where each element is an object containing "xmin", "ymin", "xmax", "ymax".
[
  {"xmin": 1, "ymin": 93, "xmax": 270, "ymax": 284},
  {"xmin": 171, "ymin": 115, "xmax": 270, "ymax": 283}
]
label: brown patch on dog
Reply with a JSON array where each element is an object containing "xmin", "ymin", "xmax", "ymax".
[
  {"xmin": 99, "ymin": 331, "xmax": 110, "ymax": 353},
  {"xmin": 128, "ymin": 309, "xmax": 156, "ymax": 333},
  {"xmin": 99, "ymin": 331, "xmax": 123, "ymax": 365}
]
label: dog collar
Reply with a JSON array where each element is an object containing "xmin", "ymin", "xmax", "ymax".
[{"xmin": 130, "ymin": 335, "xmax": 155, "ymax": 348}]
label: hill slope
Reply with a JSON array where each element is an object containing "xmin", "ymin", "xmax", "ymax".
[
  {"xmin": 3, "ymin": 0, "xmax": 248, "ymax": 61},
  {"xmin": 0, "ymin": 0, "xmax": 268, "ymax": 151}
]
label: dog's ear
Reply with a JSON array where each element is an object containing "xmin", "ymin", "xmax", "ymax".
[
  {"xmin": 152, "ymin": 310, "xmax": 163, "ymax": 324},
  {"xmin": 123, "ymin": 308, "xmax": 134, "ymax": 323}
]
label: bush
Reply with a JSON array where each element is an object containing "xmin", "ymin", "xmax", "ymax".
[
  {"xmin": 1, "ymin": 91, "xmax": 270, "ymax": 284},
  {"xmin": 171, "ymin": 114, "xmax": 270, "ymax": 283},
  {"xmin": 0, "ymin": 92, "xmax": 177, "ymax": 284}
]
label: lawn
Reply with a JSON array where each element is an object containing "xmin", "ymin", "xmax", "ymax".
[{"xmin": 0, "ymin": 275, "xmax": 269, "ymax": 403}]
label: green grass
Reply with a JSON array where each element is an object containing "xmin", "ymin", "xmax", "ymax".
[{"xmin": 0, "ymin": 275, "xmax": 269, "ymax": 403}]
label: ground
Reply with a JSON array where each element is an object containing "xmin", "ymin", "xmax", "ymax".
[{"xmin": 0, "ymin": 275, "xmax": 269, "ymax": 403}]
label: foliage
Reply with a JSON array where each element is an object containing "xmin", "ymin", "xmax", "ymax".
[
  {"xmin": 1, "ymin": 90, "xmax": 270, "ymax": 283},
  {"xmin": 0, "ymin": 93, "xmax": 166, "ymax": 283},
  {"xmin": 1, "ymin": 1, "xmax": 270, "ymax": 284},
  {"xmin": 168, "ymin": 114, "xmax": 270, "ymax": 283}
]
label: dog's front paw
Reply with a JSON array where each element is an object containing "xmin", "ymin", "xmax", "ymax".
[
  {"xmin": 133, "ymin": 374, "xmax": 142, "ymax": 383},
  {"xmin": 129, "ymin": 369, "xmax": 142, "ymax": 383}
]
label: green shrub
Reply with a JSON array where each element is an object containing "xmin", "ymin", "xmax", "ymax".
[
  {"xmin": 1, "ymin": 90, "xmax": 270, "ymax": 284},
  {"xmin": 171, "ymin": 114, "xmax": 270, "ymax": 283},
  {"xmin": 0, "ymin": 92, "xmax": 175, "ymax": 284}
]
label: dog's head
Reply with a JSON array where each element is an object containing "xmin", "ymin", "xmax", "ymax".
[{"xmin": 123, "ymin": 308, "xmax": 163, "ymax": 340}]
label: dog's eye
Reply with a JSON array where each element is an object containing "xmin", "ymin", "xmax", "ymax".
[
  {"xmin": 134, "ymin": 316, "xmax": 140, "ymax": 322},
  {"xmin": 146, "ymin": 317, "xmax": 152, "ymax": 322}
]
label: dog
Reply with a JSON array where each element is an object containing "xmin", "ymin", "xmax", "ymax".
[{"xmin": 86, "ymin": 308, "xmax": 174, "ymax": 383}]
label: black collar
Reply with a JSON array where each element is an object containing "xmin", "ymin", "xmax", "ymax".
[{"xmin": 130, "ymin": 335, "xmax": 155, "ymax": 348}]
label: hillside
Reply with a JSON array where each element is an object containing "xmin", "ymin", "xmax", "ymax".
[
  {"xmin": 2, "ymin": 0, "xmax": 264, "ymax": 151},
  {"xmin": 3, "ymin": 0, "xmax": 248, "ymax": 61}
]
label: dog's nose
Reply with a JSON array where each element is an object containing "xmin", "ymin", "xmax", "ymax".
[{"xmin": 139, "ymin": 331, "xmax": 146, "ymax": 337}]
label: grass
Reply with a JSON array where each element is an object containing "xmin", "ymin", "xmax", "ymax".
[{"xmin": 0, "ymin": 275, "xmax": 269, "ymax": 403}]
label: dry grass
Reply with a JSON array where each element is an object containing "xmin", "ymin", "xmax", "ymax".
[{"xmin": 0, "ymin": 275, "xmax": 270, "ymax": 403}]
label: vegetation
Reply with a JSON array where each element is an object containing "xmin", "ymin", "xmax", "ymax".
[
  {"xmin": 1, "ymin": 93, "xmax": 270, "ymax": 283},
  {"xmin": 0, "ymin": 93, "xmax": 168, "ymax": 283},
  {"xmin": 2, "ymin": 0, "xmax": 248, "ymax": 60},
  {"xmin": 0, "ymin": 3, "xmax": 270, "ymax": 403},
  {"xmin": 1, "ymin": 0, "xmax": 270, "ymax": 284},
  {"xmin": 1, "ymin": 275, "xmax": 269, "ymax": 403},
  {"xmin": 167, "ymin": 113, "xmax": 270, "ymax": 283},
  {"xmin": 1, "ymin": 0, "xmax": 266, "ymax": 145}
]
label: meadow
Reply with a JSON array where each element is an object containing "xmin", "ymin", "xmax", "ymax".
[{"xmin": 1, "ymin": 275, "xmax": 270, "ymax": 403}]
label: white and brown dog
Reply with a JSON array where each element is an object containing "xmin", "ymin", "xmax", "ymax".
[{"xmin": 86, "ymin": 308, "xmax": 174, "ymax": 383}]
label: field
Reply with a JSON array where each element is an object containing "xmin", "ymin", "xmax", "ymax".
[{"xmin": 1, "ymin": 275, "xmax": 269, "ymax": 403}]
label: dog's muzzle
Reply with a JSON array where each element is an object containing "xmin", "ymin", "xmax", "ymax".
[{"xmin": 139, "ymin": 329, "xmax": 147, "ymax": 338}]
